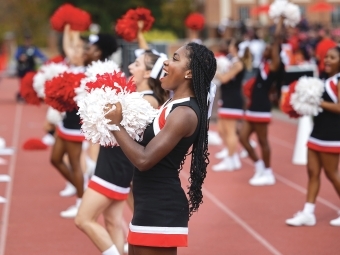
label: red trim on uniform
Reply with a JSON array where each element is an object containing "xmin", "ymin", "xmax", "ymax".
[
  {"xmin": 158, "ymin": 107, "xmax": 167, "ymax": 130},
  {"xmin": 128, "ymin": 231, "xmax": 188, "ymax": 247},
  {"xmin": 218, "ymin": 112, "xmax": 244, "ymax": 119},
  {"xmin": 56, "ymin": 126, "xmax": 85, "ymax": 142},
  {"xmin": 330, "ymin": 79, "xmax": 338, "ymax": 97},
  {"xmin": 244, "ymin": 115, "xmax": 271, "ymax": 123},
  {"xmin": 307, "ymin": 141, "xmax": 340, "ymax": 153},
  {"xmin": 88, "ymin": 180, "xmax": 128, "ymax": 200}
]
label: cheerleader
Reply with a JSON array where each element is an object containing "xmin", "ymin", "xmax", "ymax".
[
  {"xmin": 105, "ymin": 42, "xmax": 216, "ymax": 254},
  {"xmin": 239, "ymin": 17, "xmax": 284, "ymax": 186},
  {"xmin": 213, "ymin": 39, "xmax": 252, "ymax": 171},
  {"xmin": 286, "ymin": 47, "xmax": 340, "ymax": 226},
  {"xmin": 51, "ymin": 24, "xmax": 117, "ymax": 218},
  {"xmin": 75, "ymin": 54, "xmax": 168, "ymax": 255}
]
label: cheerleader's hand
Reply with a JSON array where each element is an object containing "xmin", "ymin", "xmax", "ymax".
[{"xmin": 105, "ymin": 102, "xmax": 123, "ymax": 126}]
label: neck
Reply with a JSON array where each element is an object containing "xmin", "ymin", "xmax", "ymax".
[
  {"xmin": 328, "ymin": 71, "xmax": 338, "ymax": 77},
  {"xmin": 172, "ymin": 83, "xmax": 195, "ymax": 100},
  {"xmin": 136, "ymin": 81, "xmax": 151, "ymax": 92}
]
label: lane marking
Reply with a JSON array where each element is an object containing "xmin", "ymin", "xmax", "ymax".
[
  {"xmin": 0, "ymin": 104, "xmax": 22, "ymax": 255},
  {"xmin": 181, "ymin": 172, "xmax": 282, "ymax": 255}
]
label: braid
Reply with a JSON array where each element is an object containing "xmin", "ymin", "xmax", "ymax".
[{"xmin": 184, "ymin": 42, "xmax": 216, "ymax": 217}]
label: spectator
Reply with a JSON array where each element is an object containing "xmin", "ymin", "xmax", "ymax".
[{"xmin": 15, "ymin": 33, "xmax": 47, "ymax": 101}]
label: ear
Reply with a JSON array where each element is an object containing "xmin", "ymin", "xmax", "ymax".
[
  {"xmin": 143, "ymin": 70, "xmax": 151, "ymax": 79},
  {"xmin": 184, "ymin": 70, "xmax": 192, "ymax": 79}
]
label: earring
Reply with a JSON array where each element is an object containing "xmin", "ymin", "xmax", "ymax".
[{"xmin": 185, "ymin": 75, "xmax": 188, "ymax": 78}]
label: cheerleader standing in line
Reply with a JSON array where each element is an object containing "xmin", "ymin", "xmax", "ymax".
[
  {"xmin": 239, "ymin": 16, "xmax": 283, "ymax": 186},
  {"xmin": 75, "ymin": 33, "xmax": 168, "ymax": 255},
  {"xmin": 51, "ymin": 24, "xmax": 117, "ymax": 218},
  {"xmin": 213, "ymin": 39, "xmax": 252, "ymax": 171},
  {"xmin": 105, "ymin": 42, "xmax": 216, "ymax": 255},
  {"xmin": 286, "ymin": 47, "xmax": 340, "ymax": 226}
]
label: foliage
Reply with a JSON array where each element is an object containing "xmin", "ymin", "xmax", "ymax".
[{"xmin": 143, "ymin": 29, "xmax": 178, "ymax": 42}]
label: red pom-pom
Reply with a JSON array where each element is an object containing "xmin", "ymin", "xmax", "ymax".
[
  {"xmin": 115, "ymin": 7, "xmax": 154, "ymax": 42},
  {"xmin": 281, "ymin": 81, "xmax": 301, "ymax": 118},
  {"xmin": 20, "ymin": 71, "xmax": 41, "ymax": 106},
  {"xmin": 22, "ymin": 138, "xmax": 48, "ymax": 150},
  {"xmin": 185, "ymin": 13, "xmax": 205, "ymax": 31},
  {"xmin": 50, "ymin": 4, "xmax": 91, "ymax": 32},
  {"xmin": 45, "ymin": 72, "xmax": 86, "ymax": 112},
  {"xmin": 46, "ymin": 55, "xmax": 65, "ymax": 64},
  {"xmin": 85, "ymin": 71, "xmax": 136, "ymax": 93}
]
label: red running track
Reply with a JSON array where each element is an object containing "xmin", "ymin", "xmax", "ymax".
[{"xmin": 0, "ymin": 77, "xmax": 339, "ymax": 254}]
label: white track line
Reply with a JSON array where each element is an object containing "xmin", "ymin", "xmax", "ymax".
[
  {"xmin": 0, "ymin": 104, "xmax": 22, "ymax": 255},
  {"xmin": 180, "ymin": 172, "xmax": 282, "ymax": 255}
]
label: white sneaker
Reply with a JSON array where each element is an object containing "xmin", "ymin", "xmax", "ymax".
[
  {"xmin": 330, "ymin": 213, "xmax": 340, "ymax": 226},
  {"xmin": 286, "ymin": 211, "xmax": 316, "ymax": 226},
  {"xmin": 59, "ymin": 182, "xmax": 76, "ymax": 197},
  {"xmin": 215, "ymin": 148, "xmax": 228, "ymax": 159},
  {"xmin": 60, "ymin": 205, "xmax": 78, "ymax": 218},
  {"xmin": 0, "ymin": 196, "xmax": 6, "ymax": 203},
  {"xmin": 212, "ymin": 157, "xmax": 235, "ymax": 172},
  {"xmin": 249, "ymin": 171, "xmax": 275, "ymax": 186},
  {"xmin": 232, "ymin": 154, "xmax": 241, "ymax": 169},
  {"xmin": 124, "ymin": 243, "xmax": 129, "ymax": 254},
  {"xmin": 41, "ymin": 133, "xmax": 55, "ymax": 146},
  {"xmin": 208, "ymin": 131, "xmax": 222, "ymax": 145}
]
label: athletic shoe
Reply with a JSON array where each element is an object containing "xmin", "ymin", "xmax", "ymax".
[
  {"xmin": 124, "ymin": 243, "xmax": 129, "ymax": 254},
  {"xmin": 330, "ymin": 213, "xmax": 340, "ymax": 226},
  {"xmin": 286, "ymin": 211, "xmax": 316, "ymax": 226},
  {"xmin": 208, "ymin": 131, "xmax": 222, "ymax": 145},
  {"xmin": 249, "ymin": 171, "xmax": 275, "ymax": 186},
  {"xmin": 212, "ymin": 157, "xmax": 235, "ymax": 172},
  {"xmin": 215, "ymin": 148, "xmax": 228, "ymax": 159},
  {"xmin": 232, "ymin": 154, "xmax": 241, "ymax": 169},
  {"xmin": 60, "ymin": 205, "xmax": 78, "ymax": 218},
  {"xmin": 0, "ymin": 196, "xmax": 6, "ymax": 203},
  {"xmin": 59, "ymin": 182, "xmax": 76, "ymax": 197}
]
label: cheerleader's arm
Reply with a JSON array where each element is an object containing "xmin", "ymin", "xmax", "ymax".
[
  {"xmin": 106, "ymin": 104, "xmax": 198, "ymax": 171},
  {"xmin": 137, "ymin": 21, "xmax": 149, "ymax": 50},
  {"xmin": 215, "ymin": 61, "xmax": 243, "ymax": 84},
  {"xmin": 320, "ymin": 80, "xmax": 340, "ymax": 114},
  {"xmin": 270, "ymin": 16, "xmax": 284, "ymax": 72}
]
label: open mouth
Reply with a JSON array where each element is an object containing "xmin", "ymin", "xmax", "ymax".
[{"xmin": 160, "ymin": 68, "xmax": 168, "ymax": 81}]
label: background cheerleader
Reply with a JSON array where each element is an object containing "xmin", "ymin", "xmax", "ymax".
[
  {"xmin": 212, "ymin": 39, "xmax": 252, "ymax": 171},
  {"xmin": 286, "ymin": 46, "xmax": 340, "ymax": 227},
  {"xmin": 239, "ymin": 16, "xmax": 284, "ymax": 186}
]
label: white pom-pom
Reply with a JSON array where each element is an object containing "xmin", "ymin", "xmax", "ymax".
[
  {"xmin": 269, "ymin": 0, "xmax": 301, "ymax": 27},
  {"xmin": 290, "ymin": 77, "xmax": 324, "ymax": 116},
  {"xmin": 74, "ymin": 59, "xmax": 121, "ymax": 103},
  {"xmin": 46, "ymin": 106, "xmax": 65, "ymax": 125},
  {"xmin": 33, "ymin": 63, "xmax": 68, "ymax": 98},
  {"xmin": 212, "ymin": 55, "xmax": 232, "ymax": 86},
  {"xmin": 78, "ymin": 87, "xmax": 158, "ymax": 146}
]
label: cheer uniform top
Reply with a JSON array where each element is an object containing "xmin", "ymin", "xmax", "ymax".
[
  {"xmin": 88, "ymin": 91, "xmax": 159, "ymax": 200},
  {"xmin": 218, "ymin": 59, "xmax": 245, "ymax": 119},
  {"xmin": 56, "ymin": 65, "xmax": 86, "ymax": 142},
  {"xmin": 128, "ymin": 97, "xmax": 201, "ymax": 247},
  {"xmin": 245, "ymin": 61, "xmax": 277, "ymax": 123},
  {"xmin": 307, "ymin": 75, "xmax": 340, "ymax": 153}
]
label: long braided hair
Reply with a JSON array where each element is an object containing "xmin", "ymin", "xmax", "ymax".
[{"xmin": 185, "ymin": 42, "xmax": 216, "ymax": 217}]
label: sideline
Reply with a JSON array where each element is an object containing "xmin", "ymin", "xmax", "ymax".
[{"xmin": 0, "ymin": 104, "xmax": 22, "ymax": 255}]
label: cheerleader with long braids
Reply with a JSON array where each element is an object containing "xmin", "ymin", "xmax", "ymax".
[
  {"xmin": 239, "ymin": 16, "xmax": 284, "ymax": 186},
  {"xmin": 105, "ymin": 42, "xmax": 216, "ymax": 255},
  {"xmin": 212, "ymin": 39, "xmax": 252, "ymax": 171},
  {"xmin": 286, "ymin": 46, "xmax": 340, "ymax": 226},
  {"xmin": 75, "ymin": 30, "xmax": 168, "ymax": 255}
]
